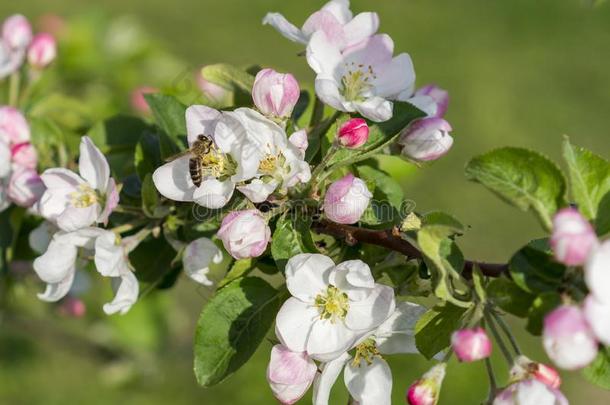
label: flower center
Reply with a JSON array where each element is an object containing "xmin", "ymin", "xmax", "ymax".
[
  {"xmin": 69, "ymin": 184, "xmax": 98, "ymax": 208},
  {"xmin": 351, "ymin": 338, "xmax": 381, "ymax": 367},
  {"xmin": 341, "ymin": 62, "xmax": 376, "ymax": 101},
  {"xmin": 258, "ymin": 154, "xmax": 278, "ymax": 175},
  {"xmin": 315, "ymin": 285, "xmax": 349, "ymax": 323},
  {"xmin": 201, "ymin": 149, "xmax": 228, "ymax": 178}
]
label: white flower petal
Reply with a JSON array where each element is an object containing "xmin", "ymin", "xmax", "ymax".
[
  {"xmin": 79, "ymin": 136, "xmax": 110, "ymax": 193},
  {"xmin": 354, "ymin": 97, "xmax": 393, "ymax": 123},
  {"xmin": 186, "ymin": 105, "xmax": 222, "ymax": 146},
  {"xmin": 103, "ymin": 270, "xmax": 139, "ymax": 315},
  {"xmin": 56, "ymin": 204, "xmax": 99, "ymax": 232},
  {"xmin": 344, "ymin": 357, "xmax": 392, "ymax": 405},
  {"xmin": 275, "ymin": 297, "xmax": 319, "ymax": 353},
  {"xmin": 0, "ymin": 141, "xmax": 10, "ymax": 178},
  {"xmin": 314, "ymin": 77, "xmax": 348, "ymax": 112},
  {"xmin": 313, "ymin": 352, "xmax": 351, "ymax": 405},
  {"xmin": 374, "ymin": 53, "xmax": 415, "ymax": 99},
  {"xmin": 285, "ymin": 253, "xmax": 335, "ymax": 301},
  {"xmin": 342, "ymin": 12, "xmax": 379, "ymax": 47},
  {"xmin": 28, "ymin": 221, "xmax": 57, "ymax": 254},
  {"xmin": 405, "ymin": 94, "xmax": 438, "ymax": 117},
  {"xmin": 307, "ymin": 31, "xmax": 343, "ymax": 75},
  {"xmin": 38, "ymin": 168, "xmax": 84, "ymax": 220},
  {"xmin": 193, "ymin": 178, "xmax": 235, "ymax": 209},
  {"xmin": 183, "ymin": 237, "xmax": 222, "ymax": 286},
  {"xmin": 343, "ymin": 34, "xmax": 394, "ymax": 66},
  {"xmin": 237, "ymin": 179, "xmax": 278, "ymax": 203},
  {"xmin": 321, "ymin": 0, "xmax": 352, "ymax": 24},
  {"xmin": 262, "ymin": 13, "xmax": 308, "ymax": 44},
  {"xmin": 307, "ymin": 319, "xmax": 357, "ymax": 362},
  {"xmin": 345, "ymin": 284, "xmax": 395, "ymax": 331},
  {"xmin": 376, "ymin": 301, "xmax": 427, "ymax": 355},
  {"xmin": 37, "ymin": 268, "xmax": 75, "ymax": 302},
  {"xmin": 153, "ymin": 156, "xmax": 197, "ymax": 202},
  {"xmin": 585, "ymin": 241, "xmax": 610, "ymax": 303},
  {"xmin": 94, "ymin": 231, "xmax": 127, "ymax": 277},
  {"xmin": 330, "ymin": 260, "xmax": 374, "ymax": 301},
  {"xmin": 33, "ymin": 239, "xmax": 78, "ymax": 284}
]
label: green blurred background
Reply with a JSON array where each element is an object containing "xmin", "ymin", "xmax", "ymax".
[{"xmin": 1, "ymin": 0, "xmax": 609, "ymax": 403}]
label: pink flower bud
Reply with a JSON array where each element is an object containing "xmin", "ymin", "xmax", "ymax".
[
  {"xmin": 2, "ymin": 14, "xmax": 32, "ymax": 50},
  {"xmin": 288, "ymin": 129, "xmax": 308, "ymax": 158},
  {"xmin": 415, "ymin": 84, "xmax": 449, "ymax": 118},
  {"xmin": 398, "ymin": 117, "xmax": 453, "ymax": 162},
  {"xmin": 493, "ymin": 379, "xmax": 568, "ymax": 405},
  {"xmin": 11, "ymin": 142, "xmax": 37, "ymax": 169},
  {"xmin": 266, "ymin": 344, "xmax": 317, "ymax": 405},
  {"xmin": 58, "ymin": 296, "xmax": 86, "ymax": 318},
  {"xmin": 27, "ymin": 33, "xmax": 56, "ymax": 69},
  {"xmin": 0, "ymin": 107, "xmax": 30, "ymax": 145},
  {"xmin": 323, "ymin": 173, "xmax": 372, "ymax": 224},
  {"xmin": 543, "ymin": 305, "xmax": 598, "ymax": 370},
  {"xmin": 512, "ymin": 356, "xmax": 562, "ymax": 389},
  {"xmin": 451, "ymin": 327, "xmax": 492, "ymax": 362},
  {"xmin": 198, "ymin": 68, "xmax": 231, "ymax": 104},
  {"xmin": 550, "ymin": 208, "xmax": 598, "ymax": 266},
  {"xmin": 406, "ymin": 363, "xmax": 446, "ymax": 405},
  {"xmin": 130, "ymin": 86, "xmax": 157, "ymax": 114},
  {"xmin": 252, "ymin": 68, "xmax": 300, "ymax": 119},
  {"xmin": 8, "ymin": 166, "xmax": 45, "ymax": 207},
  {"xmin": 217, "ymin": 209, "xmax": 271, "ymax": 259},
  {"xmin": 337, "ymin": 118, "xmax": 369, "ymax": 149}
]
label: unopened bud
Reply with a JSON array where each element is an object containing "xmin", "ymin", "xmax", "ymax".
[{"xmin": 337, "ymin": 118, "xmax": 369, "ymax": 149}]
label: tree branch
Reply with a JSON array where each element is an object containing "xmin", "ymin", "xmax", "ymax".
[{"xmin": 312, "ymin": 219, "xmax": 509, "ymax": 278}]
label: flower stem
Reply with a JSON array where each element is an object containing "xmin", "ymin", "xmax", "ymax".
[
  {"xmin": 309, "ymin": 141, "xmax": 339, "ymax": 196},
  {"xmin": 491, "ymin": 311, "xmax": 521, "ymax": 355},
  {"xmin": 8, "ymin": 72, "xmax": 21, "ymax": 107},
  {"xmin": 309, "ymin": 96, "xmax": 325, "ymax": 128},
  {"xmin": 484, "ymin": 311, "xmax": 513, "ymax": 365},
  {"xmin": 111, "ymin": 219, "xmax": 148, "ymax": 235},
  {"xmin": 484, "ymin": 356, "xmax": 498, "ymax": 404}
]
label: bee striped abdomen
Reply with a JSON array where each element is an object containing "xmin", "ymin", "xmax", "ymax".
[{"xmin": 189, "ymin": 157, "xmax": 203, "ymax": 187}]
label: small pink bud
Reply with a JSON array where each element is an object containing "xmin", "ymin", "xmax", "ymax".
[
  {"xmin": 323, "ymin": 173, "xmax": 372, "ymax": 225},
  {"xmin": 543, "ymin": 305, "xmax": 598, "ymax": 370},
  {"xmin": 451, "ymin": 327, "xmax": 492, "ymax": 362},
  {"xmin": 0, "ymin": 107, "xmax": 30, "ymax": 145},
  {"xmin": 2, "ymin": 14, "xmax": 32, "ymax": 50},
  {"xmin": 27, "ymin": 33, "xmax": 56, "ymax": 69},
  {"xmin": 533, "ymin": 363, "xmax": 562, "ymax": 389},
  {"xmin": 398, "ymin": 117, "xmax": 453, "ymax": 162},
  {"xmin": 11, "ymin": 142, "xmax": 37, "ymax": 169},
  {"xmin": 266, "ymin": 344, "xmax": 317, "ymax": 405},
  {"xmin": 130, "ymin": 86, "xmax": 157, "ymax": 114},
  {"xmin": 8, "ymin": 167, "xmax": 45, "ymax": 207},
  {"xmin": 415, "ymin": 84, "xmax": 449, "ymax": 118},
  {"xmin": 337, "ymin": 118, "xmax": 369, "ymax": 148},
  {"xmin": 550, "ymin": 208, "xmax": 598, "ymax": 266},
  {"xmin": 252, "ymin": 68, "xmax": 300, "ymax": 119},
  {"xmin": 406, "ymin": 363, "xmax": 446, "ymax": 405},
  {"xmin": 512, "ymin": 356, "xmax": 562, "ymax": 389},
  {"xmin": 197, "ymin": 68, "xmax": 231, "ymax": 104},
  {"xmin": 217, "ymin": 209, "xmax": 271, "ymax": 259},
  {"xmin": 58, "ymin": 296, "xmax": 86, "ymax": 318}
]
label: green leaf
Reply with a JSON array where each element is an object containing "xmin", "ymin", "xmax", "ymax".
[
  {"xmin": 415, "ymin": 303, "xmax": 468, "ymax": 359},
  {"xmin": 526, "ymin": 291, "xmax": 562, "ymax": 335},
  {"xmin": 562, "ymin": 137, "xmax": 610, "ymax": 219},
  {"xmin": 194, "ymin": 277, "xmax": 282, "ymax": 386},
  {"xmin": 596, "ymin": 192, "xmax": 610, "ymax": 236},
  {"xmin": 487, "ymin": 278, "xmax": 536, "ymax": 317},
  {"xmin": 327, "ymin": 102, "xmax": 426, "ymax": 168},
  {"xmin": 357, "ymin": 165, "xmax": 404, "ymax": 226},
  {"xmin": 141, "ymin": 174, "xmax": 168, "ymax": 219},
  {"xmin": 271, "ymin": 215, "xmax": 306, "ymax": 271},
  {"xmin": 584, "ymin": 346, "xmax": 610, "ymax": 390},
  {"xmin": 509, "ymin": 238, "xmax": 566, "ymax": 294},
  {"xmin": 422, "ymin": 211, "xmax": 464, "ymax": 234},
  {"xmin": 201, "ymin": 64, "xmax": 255, "ymax": 94},
  {"xmin": 218, "ymin": 259, "xmax": 254, "ymax": 289},
  {"xmin": 129, "ymin": 235, "xmax": 180, "ymax": 288},
  {"xmin": 465, "ymin": 147, "xmax": 567, "ymax": 230},
  {"xmin": 134, "ymin": 132, "xmax": 162, "ymax": 180},
  {"xmin": 144, "ymin": 93, "xmax": 187, "ymax": 144}
]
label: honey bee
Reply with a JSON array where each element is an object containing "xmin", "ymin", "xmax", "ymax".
[{"xmin": 166, "ymin": 134, "xmax": 214, "ymax": 187}]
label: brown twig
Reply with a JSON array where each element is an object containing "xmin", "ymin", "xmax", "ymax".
[{"xmin": 312, "ymin": 219, "xmax": 509, "ymax": 278}]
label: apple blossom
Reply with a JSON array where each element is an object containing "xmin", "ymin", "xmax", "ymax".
[
  {"xmin": 38, "ymin": 136, "xmax": 119, "ymax": 231},
  {"xmin": 337, "ymin": 118, "xmax": 369, "ymax": 148},
  {"xmin": 2, "ymin": 14, "xmax": 32, "ymax": 50},
  {"xmin": 11, "ymin": 142, "xmax": 37, "ymax": 169},
  {"xmin": 493, "ymin": 379, "xmax": 568, "ymax": 405},
  {"xmin": 252, "ymin": 68, "xmax": 300, "ymax": 119},
  {"xmin": 583, "ymin": 294, "xmax": 610, "ymax": 345},
  {"xmin": 406, "ymin": 363, "xmax": 447, "ymax": 405},
  {"xmin": 217, "ymin": 210, "xmax": 271, "ymax": 259},
  {"xmin": 27, "ymin": 33, "xmax": 56, "ymax": 69},
  {"xmin": 306, "ymin": 31, "xmax": 415, "ymax": 122},
  {"xmin": 398, "ymin": 117, "xmax": 454, "ymax": 162},
  {"xmin": 542, "ymin": 305, "xmax": 598, "ymax": 370},
  {"xmin": 323, "ymin": 173, "xmax": 372, "ymax": 224},
  {"xmin": 182, "ymin": 237, "xmax": 223, "ymax": 285},
  {"xmin": 263, "ymin": 0, "xmax": 379, "ymax": 50},
  {"xmin": 266, "ymin": 344, "xmax": 317, "ymax": 405},
  {"xmin": 7, "ymin": 166, "xmax": 45, "ymax": 207},
  {"xmin": 0, "ymin": 40, "xmax": 24, "ymax": 79},
  {"xmin": 288, "ymin": 129, "xmax": 308, "ymax": 158},
  {"xmin": 511, "ymin": 356, "xmax": 562, "ymax": 390},
  {"xmin": 584, "ymin": 240, "xmax": 610, "ymax": 302},
  {"xmin": 0, "ymin": 106, "xmax": 30, "ymax": 145},
  {"xmin": 275, "ymin": 254, "xmax": 395, "ymax": 362},
  {"xmin": 550, "ymin": 208, "xmax": 598, "ymax": 266},
  {"xmin": 406, "ymin": 84, "xmax": 450, "ymax": 118},
  {"xmin": 451, "ymin": 327, "xmax": 492, "ymax": 362}
]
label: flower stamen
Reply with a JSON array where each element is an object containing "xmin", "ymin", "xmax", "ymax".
[
  {"xmin": 351, "ymin": 338, "xmax": 381, "ymax": 367},
  {"xmin": 341, "ymin": 62, "xmax": 375, "ymax": 101},
  {"xmin": 315, "ymin": 285, "xmax": 349, "ymax": 323},
  {"xmin": 69, "ymin": 184, "xmax": 98, "ymax": 208}
]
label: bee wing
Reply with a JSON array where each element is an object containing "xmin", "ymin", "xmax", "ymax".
[{"xmin": 164, "ymin": 150, "xmax": 193, "ymax": 162}]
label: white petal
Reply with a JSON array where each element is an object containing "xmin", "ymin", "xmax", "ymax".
[
  {"xmin": 94, "ymin": 231, "xmax": 127, "ymax": 277},
  {"xmin": 321, "ymin": 0, "xmax": 352, "ymax": 24},
  {"xmin": 405, "ymin": 94, "xmax": 438, "ymax": 117},
  {"xmin": 79, "ymin": 136, "xmax": 110, "ymax": 193},
  {"xmin": 193, "ymin": 178, "xmax": 235, "ymax": 209},
  {"xmin": 344, "ymin": 357, "xmax": 392, "ymax": 405},
  {"xmin": 57, "ymin": 227, "xmax": 106, "ymax": 249},
  {"xmin": 313, "ymin": 352, "xmax": 351, "ymax": 405},
  {"xmin": 346, "ymin": 284, "xmax": 396, "ymax": 331},
  {"xmin": 342, "ymin": 12, "xmax": 379, "ymax": 47},
  {"xmin": 376, "ymin": 301, "xmax": 427, "ymax": 355},
  {"xmin": 237, "ymin": 179, "xmax": 278, "ymax": 203},
  {"xmin": 153, "ymin": 156, "xmax": 197, "ymax": 202},
  {"xmin": 374, "ymin": 53, "xmax": 415, "ymax": 99},
  {"xmin": 28, "ymin": 221, "xmax": 57, "ymax": 254},
  {"xmin": 186, "ymin": 105, "xmax": 221, "ymax": 145},
  {"xmin": 183, "ymin": 237, "xmax": 222, "ymax": 286},
  {"xmin": 285, "ymin": 253, "xmax": 335, "ymax": 301},
  {"xmin": 584, "ymin": 295, "xmax": 610, "ymax": 346},
  {"xmin": 585, "ymin": 241, "xmax": 610, "ymax": 303},
  {"xmin": 33, "ymin": 238, "xmax": 77, "ymax": 284},
  {"xmin": 37, "ymin": 268, "xmax": 75, "ymax": 302},
  {"xmin": 330, "ymin": 260, "xmax": 375, "ymax": 301},
  {"xmin": 314, "ymin": 77, "xmax": 349, "ymax": 112},
  {"xmin": 0, "ymin": 141, "xmax": 10, "ymax": 178},
  {"xmin": 275, "ymin": 297, "xmax": 319, "ymax": 353},
  {"xmin": 307, "ymin": 319, "xmax": 357, "ymax": 362},
  {"xmin": 56, "ymin": 204, "xmax": 99, "ymax": 232},
  {"xmin": 38, "ymin": 168, "xmax": 84, "ymax": 220},
  {"xmin": 343, "ymin": 34, "xmax": 394, "ymax": 67},
  {"xmin": 307, "ymin": 31, "xmax": 343, "ymax": 75},
  {"xmin": 354, "ymin": 97, "xmax": 393, "ymax": 123},
  {"xmin": 103, "ymin": 271, "xmax": 139, "ymax": 315},
  {"xmin": 262, "ymin": 13, "xmax": 308, "ymax": 44}
]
